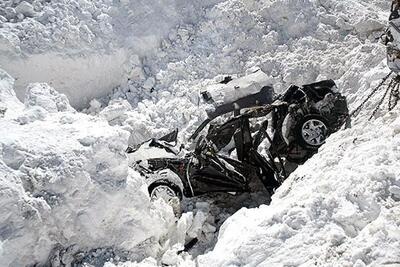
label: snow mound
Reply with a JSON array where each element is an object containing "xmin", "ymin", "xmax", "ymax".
[
  {"xmin": 0, "ymin": 0, "xmax": 224, "ymax": 108},
  {"xmin": 24, "ymin": 82, "xmax": 74, "ymax": 113},
  {"xmin": 103, "ymin": 0, "xmax": 390, "ymax": 147},
  {"xmin": 198, "ymin": 111, "xmax": 400, "ymax": 266},
  {"xmin": 0, "ymin": 69, "xmax": 23, "ymax": 118},
  {"xmin": 0, "ymin": 70, "xmax": 176, "ymax": 266}
]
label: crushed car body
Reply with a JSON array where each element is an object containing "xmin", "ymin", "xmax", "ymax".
[{"xmin": 127, "ymin": 70, "xmax": 349, "ymax": 208}]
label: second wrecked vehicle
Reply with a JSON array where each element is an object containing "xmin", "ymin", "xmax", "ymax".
[{"xmin": 127, "ymin": 70, "xmax": 349, "ymax": 208}]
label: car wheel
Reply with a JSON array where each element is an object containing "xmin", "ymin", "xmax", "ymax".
[
  {"xmin": 148, "ymin": 180, "xmax": 182, "ymax": 215},
  {"xmin": 296, "ymin": 114, "xmax": 330, "ymax": 149}
]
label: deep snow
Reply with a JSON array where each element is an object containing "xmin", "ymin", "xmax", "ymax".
[
  {"xmin": 0, "ymin": 70, "xmax": 179, "ymax": 266},
  {"xmin": 101, "ymin": 0, "xmax": 391, "ymax": 148},
  {"xmin": 1, "ymin": 0, "xmax": 400, "ymax": 266},
  {"xmin": 198, "ymin": 111, "xmax": 400, "ymax": 266},
  {"xmin": 0, "ymin": 0, "xmax": 223, "ymax": 108}
]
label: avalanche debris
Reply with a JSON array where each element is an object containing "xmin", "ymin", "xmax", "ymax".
[
  {"xmin": 0, "ymin": 70, "xmax": 177, "ymax": 266},
  {"xmin": 1, "ymin": 0, "xmax": 400, "ymax": 266}
]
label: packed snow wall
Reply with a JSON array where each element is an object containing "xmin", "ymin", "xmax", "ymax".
[
  {"xmin": 98, "ymin": 0, "xmax": 391, "ymax": 146},
  {"xmin": 0, "ymin": 69, "xmax": 182, "ymax": 266},
  {"xmin": 0, "ymin": 0, "xmax": 223, "ymax": 109}
]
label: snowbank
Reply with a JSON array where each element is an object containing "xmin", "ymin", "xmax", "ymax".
[
  {"xmin": 1, "ymin": 0, "xmax": 388, "ymax": 111},
  {"xmin": 103, "ymin": 0, "xmax": 390, "ymax": 147},
  {"xmin": 0, "ymin": 69, "xmax": 176, "ymax": 266},
  {"xmin": 190, "ymin": 2, "xmax": 400, "ymax": 265},
  {"xmin": 2, "ymin": 50, "xmax": 130, "ymax": 109},
  {"xmin": 0, "ymin": 0, "xmax": 223, "ymax": 108},
  {"xmin": 198, "ymin": 111, "xmax": 400, "ymax": 266}
]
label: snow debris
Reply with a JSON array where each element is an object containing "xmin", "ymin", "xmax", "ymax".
[
  {"xmin": 24, "ymin": 83, "xmax": 75, "ymax": 113},
  {"xmin": 0, "ymin": 0, "xmax": 225, "ymax": 108},
  {"xmin": 1, "ymin": 0, "xmax": 400, "ymax": 266},
  {"xmin": 198, "ymin": 112, "xmax": 400, "ymax": 266},
  {"xmin": 99, "ymin": 0, "xmax": 390, "ymax": 148},
  {"xmin": 0, "ymin": 69, "xmax": 178, "ymax": 266},
  {"xmin": 15, "ymin": 1, "xmax": 35, "ymax": 18}
]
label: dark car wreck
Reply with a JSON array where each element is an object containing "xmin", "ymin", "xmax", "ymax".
[{"xmin": 126, "ymin": 70, "xmax": 349, "ymax": 210}]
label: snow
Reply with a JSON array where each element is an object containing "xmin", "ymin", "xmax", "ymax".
[
  {"xmin": 100, "ymin": 0, "xmax": 390, "ymax": 148},
  {"xmin": 0, "ymin": 69, "xmax": 23, "ymax": 118},
  {"xmin": 198, "ymin": 111, "xmax": 400, "ymax": 266},
  {"xmin": 0, "ymin": 71, "xmax": 178, "ymax": 266},
  {"xmin": 1, "ymin": 50, "xmax": 131, "ymax": 109},
  {"xmin": 1, "ymin": 0, "xmax": 400, "ymax": 266},
  {"xmin": 0, "ymin": 0, "xmax": 224, "ymax": 108}
]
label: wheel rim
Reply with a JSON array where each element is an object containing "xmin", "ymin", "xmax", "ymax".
[
  {"xmin": 150, "ymin": 185, "xmax": 177, "ymax": 203},
  {"xmin": 301, "ymin": 119, "xmax": 328, "ymax": 146}
]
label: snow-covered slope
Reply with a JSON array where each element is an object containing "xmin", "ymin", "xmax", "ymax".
[
  {"xmin": 0, "ymin": 70, "xmax": 178, "ymax": 266},
  {"xmin": 103, "ymin": 0, "xmax": 390, "ymax": 146},
  {"xmin": 198, "ymin": 111, "xmax": 400, "ymax": 266},
  {"xmin": 103, "ymin": 0, "xmax": 400, "ymax": 266},
  {"xmin": 0, "ymin": 0, "xmax": 223, "ymax": 108}
]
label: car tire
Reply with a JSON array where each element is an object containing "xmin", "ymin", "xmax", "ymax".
[
  {"xmin": 148, "ymin": 180, "xmax": 183, "ymax": 215},
  {"xmin": 295, "ymin": 114, "xmax": 330, "ymax": 149}
]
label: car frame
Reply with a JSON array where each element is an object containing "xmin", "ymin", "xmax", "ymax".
[{"xmin": 127, "ymin": 75, "xmax": 349, "ymax": 208}]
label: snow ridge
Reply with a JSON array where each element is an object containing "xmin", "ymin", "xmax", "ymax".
[
  {"xmin": 0, "ymin": 72, "xmax": 177, "ymax": 266},
  {"xmin": 198, "ymin": 112, "xmax": 400, "ymax": 266}
]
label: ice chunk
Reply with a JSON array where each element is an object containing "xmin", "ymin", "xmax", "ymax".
[
  {"xmin": 143, "ymin": 77, "xmax": 156, "ymax": 90},
  {"xmin": 15, "ymin": 1, "xmax": 36, "ymax": 18},
  {"xmin": 1, "ymin": 142, "xmax": 25, "ymax": 170},
  {"xmin": 16, "ymin": 106, "xmax": 48, "ymax": 125},
  {"xmin": 187, "ymin": 211, "xmax": 207, "ymax": 239},
  {"xmin": 99, "ymin": 99, "xmax": 132, "ymax": 125},
  {"xmin": 24, "ymin": 83, "xmax": 74, "ymax": 113},
  {"xmin": 0, "ymin": 69, "xmax": 23, "ymax": 118},
  {"xmin": 4, "ymin": 7, "xmax": 17, "ymax": 20},
  {"xmin": 0, "ymin": 73, "xmax": 175, "ymax": 266}
]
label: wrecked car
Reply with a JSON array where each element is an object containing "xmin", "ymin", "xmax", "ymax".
[{"xmin": 126, "ymin": 70, "xmax": 349, "ymax": 209}]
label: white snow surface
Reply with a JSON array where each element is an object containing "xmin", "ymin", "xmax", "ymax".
[
  {"xmin": 0, "ymin": 0, "xmax": 223, "ymax": 108},
  {"xmin": 101, "ymin": 0, "xmax": 391, "ymax": 147},
  {"xmin": 1, "ymin": 0, "xmax": 400, "ymax": 266},
  {"xmin": 0, "ymin": 71, "xmax": 178, "ymax": 266},
  {"xmin": 198, "ymin": 113, "xmax": 400, "ymax": 266}
]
